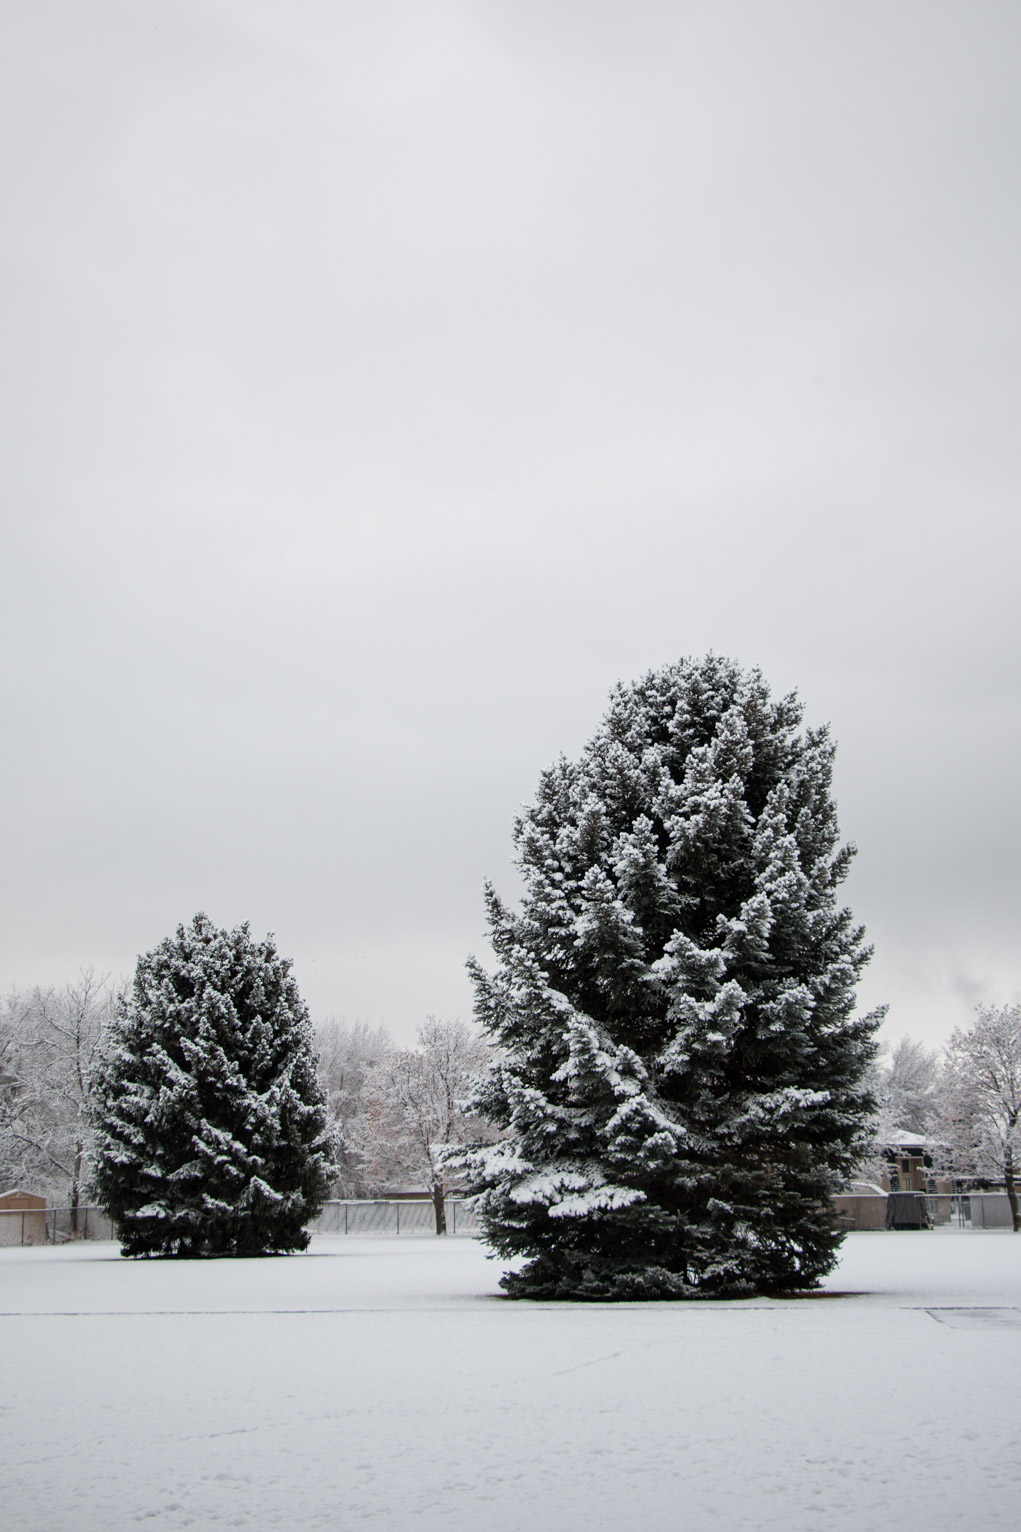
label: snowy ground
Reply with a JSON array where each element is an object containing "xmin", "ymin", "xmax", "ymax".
[{"xmin": 3, "ymin": 1232, "xmax": 1020, "ymax": 1531}]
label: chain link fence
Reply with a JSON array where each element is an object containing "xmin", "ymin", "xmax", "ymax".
[
  {"xmin": 8, "ymin": 1193, "xmax": 1011, "ymax": 1247},
  {"xmin": 310, "ymin": 1199, "xmax": 479, "ymax": 1236},
  {"xmin": 835, "ymin": 1191, "xmax": 1017, "ymax": 1231},
  {"xmin": 1, "ymin": 1199, "xmax": 479, "ymax": 1245},
  {"xmin": 0, "ymin": 1206, "xmax": 115, "ymax": 1246}
]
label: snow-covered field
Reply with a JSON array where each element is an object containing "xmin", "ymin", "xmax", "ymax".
[{"xmin": 3, "ymin": 1232, "xmax": 1020, "ymax": 1531}]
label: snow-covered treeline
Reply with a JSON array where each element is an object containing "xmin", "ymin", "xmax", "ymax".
[
  {"xmin": 0, "ymin": 971, "xmax": 494, "ymax": 1226},
  {"xmin": 313, "ymin": 1017, "xmax": 393, "ymax": 1198},
  {"xmin": 3, "ymin": 972, "xmax": 1015, "ymax": 1234},
  {"xmin": 314, "ymin": 1016, "xmax": 498, "ymax": 1227}
]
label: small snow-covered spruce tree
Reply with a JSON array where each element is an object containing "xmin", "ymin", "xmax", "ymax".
[
  {"xmin": 92, "ymin": 914, "xmax": 336, "ymax": 1257},
  {"xmin": 458, "ymin": 656, "xmax": 883, "ymax": 1299}
]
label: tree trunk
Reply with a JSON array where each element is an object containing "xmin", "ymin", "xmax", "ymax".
[
  {"xmin": 70, "ymin": 1140, "xmax": 83, "ymax": 1237},
  {"xmin": 1004, "ymin": 1147, "xmax": 1020, "ymax": 1232},
  {"xmin": 432, "ymin": 1181, "xmax": 447, "ymax": 1236}
]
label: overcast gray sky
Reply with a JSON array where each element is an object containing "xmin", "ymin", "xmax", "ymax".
[{"xmin": 2, "ymin": 1, "xmax": 1018, "ymax": 1047}]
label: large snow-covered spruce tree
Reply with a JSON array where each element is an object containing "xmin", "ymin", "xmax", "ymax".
[
  {"xmin": 461, "ymin": 656, "xmax": 882, "ymax": 1299},
  {"xmin": 93, "ymin": 914, "xmax": 336, "ymax": 1257}
]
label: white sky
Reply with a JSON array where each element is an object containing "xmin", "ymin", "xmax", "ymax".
[{"xmin": 1, "ymin": 1, "xmax": 1018, "ymax": 1047}]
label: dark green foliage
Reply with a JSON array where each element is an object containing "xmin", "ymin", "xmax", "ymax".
[
  {"xmin": 92, "ymin": 913, "xmax": 336, "ymax": 1257},
  {"xmin": 460, "ymin": 656, "xmax": 882, "ymax": 1299}
]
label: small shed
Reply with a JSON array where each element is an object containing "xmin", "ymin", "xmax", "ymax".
[{"xmin": 0, "ymin": 1189, "xmax": 47, "ymax": 1246}]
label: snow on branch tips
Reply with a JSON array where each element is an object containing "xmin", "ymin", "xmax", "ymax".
[{"xmin": 457, "ymin": 655, "xmax": 883, "ymax": 1299}]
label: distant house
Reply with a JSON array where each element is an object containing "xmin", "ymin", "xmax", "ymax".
[{"xmin": 876, "ymin": 1130, "xmax": 949, "ymax": 1194}]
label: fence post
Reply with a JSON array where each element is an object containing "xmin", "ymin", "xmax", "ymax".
[{"xmin": 396, "ymin": 1202, "xmax": 400, "ymax": 1236}]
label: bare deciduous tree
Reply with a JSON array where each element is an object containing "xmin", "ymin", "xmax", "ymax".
[
  {"xmin": 0, "ymin": 998, "xmax": 25, "ymax": 1189},
  {"xmin": 935, "ymin": 1004, "xmax": 1021, "ymax": 1231},
  {"xmin": 0, "ymin": 970, "xmax": 114, "ymax": 1228},
  {"xmin": 314, "ymin": 1018, "xmax": 392, "ymax": 1196},
  {"xmin": 855, "ymin": 1035, "xmax": 941, "ymax": 1185},
  {"xmin": 880, "ymin": 1037, "xmax": 941, "ymax": 1135},
  {"xmin": 357, "ymin": 1018, "xmax": 494, "ymax": 1233}
]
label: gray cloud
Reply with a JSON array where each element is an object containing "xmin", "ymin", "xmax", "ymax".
[{"xmin": 2, "ymin": 1, "xmax": 1019, "ymax": 1045}]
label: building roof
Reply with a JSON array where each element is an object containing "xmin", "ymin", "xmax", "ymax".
[{"xmin": 881, "ymin": 1129, "xmax": 930, "ymax": 1150}]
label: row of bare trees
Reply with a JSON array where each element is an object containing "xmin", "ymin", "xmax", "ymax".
[
  {"xmin": 314, "ymin": 1014, "xmax": 495, "ymax": 1228},
  {"xmin": 2, "ymin": 980, "xmax": 495, "ymax": 1234},
  {"xmin": 865, "ymin": 1003, "xmax": 1021, "ymax": 1230}
]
